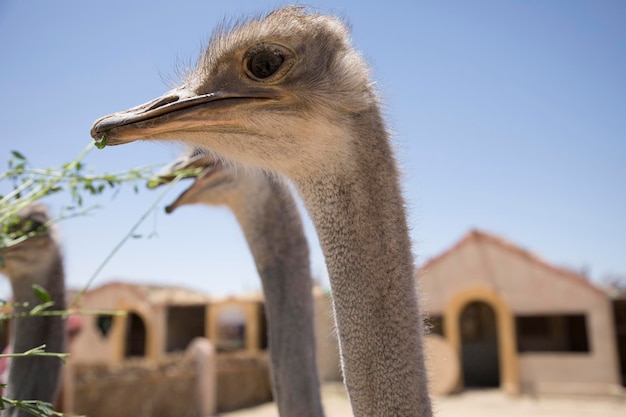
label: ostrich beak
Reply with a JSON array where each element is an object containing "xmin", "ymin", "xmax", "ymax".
[
  {"xmin": 164, "ymin": 163, "xmax": 225, "ymax": 214},
  {"xmin": 90, "ymin": 89, "xmax": 275, "ymax": 147},
  {"xmin": 147, "ymin": 151, "xmax": 211, "ymax": 189},
  {"xmin": 163, "ymin": 179, "xmax": 201, "ymax": 214},
  {"xmin": 146, "ymin": 150, "xmax": 224, "ymax": 214}
]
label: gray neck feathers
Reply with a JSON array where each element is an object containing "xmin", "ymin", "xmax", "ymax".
[
  {"xmin": 227, "ymin": 177, "xmax": 324, "ymax": 417},
  {"xmin": 295, "ymin": 108, "xmax": 432, "ymax": 416},
  {"xmin": 4, "ymin": 249, "xmax": 66, "ymax": 414}
]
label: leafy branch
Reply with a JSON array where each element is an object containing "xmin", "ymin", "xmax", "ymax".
[
  {"xmin": 0, "ymin": 397, "xmax": 81, "ymax": 417},
  {"xmin": 0, "ymin": 143, "xmax": 200, "ymax": 417},
  {"xmin": 0, "ymin": 286, "xmax": 123, "ymax": 417},
  {"xmin": 1, "ymin": 143, "xmax": 157, "ymax": 256},
  {"xmin": 0, "ymin": 144, "xmax": 163, "ymax": 417}
]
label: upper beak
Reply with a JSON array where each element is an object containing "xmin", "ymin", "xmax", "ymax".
[
  {"xmin": 147, "ymin": 150, "xmax": 216, "ymax": 189},
  {"xmin": 163, "ymin": 162, "xmax": 225, "ymax": 214},
  {"xmin": 90, "ymin": 89, "xmax": 275, "ymax": 147},
  {"xmin": 91, "ymin": 89, "xmax": 206, "ymax": 146}
]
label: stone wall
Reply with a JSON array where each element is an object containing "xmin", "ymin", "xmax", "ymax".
[
  {"xmin": 65, "ymin": 342, "xmax": 273, "ymax": 416},
  {"xmin": 72, "ymin": 354, "xmax": 199, "ymax": 417},
  {"xmin": 216, "ymin": 351, "xmax": 273, "ymax": 412}
]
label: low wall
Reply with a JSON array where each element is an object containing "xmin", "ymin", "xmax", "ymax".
[
  {"xmin": 217, "ymin": 351, "xmax": 272, "ymax": 412},
  {"xmin": 519, "ymin": 354, "xmax": 623, "ymax": 396},
  {"xmin": 67, "ymin": 344, "xmax": 272, "ymax": 417},
  {"xmin": 72, "ymin": 354, "xmax": 199, "ymax": 417}
]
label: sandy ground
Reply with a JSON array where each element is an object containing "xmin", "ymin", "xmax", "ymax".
[{"xmin": 220, "ymin": 382, "xmax": 626, "ymax": 417}]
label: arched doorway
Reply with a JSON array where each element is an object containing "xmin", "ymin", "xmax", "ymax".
[
  {"xmin": 124, "ymin": 312, "xmax": 147, "ymax": 357},
  {"xmin": 445, "ymin": 285, "xmax": 520, "ymax": 394},
  {"xmin": 460, "ymin": 301, "xmax": 500, "ymax": 387}
]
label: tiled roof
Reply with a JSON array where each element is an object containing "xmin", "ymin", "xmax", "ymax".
[
  {"xmin": 77, "ymin": 281, "xmax": 213, "ymax": 305},
  {"xmin": 419, "ymin": 229, "xmax": 607, "ymax": 297}
]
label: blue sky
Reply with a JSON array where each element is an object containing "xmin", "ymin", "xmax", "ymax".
[{"xmin": 0, "ymin": 1, "xmax": 624, "ymax": 298}]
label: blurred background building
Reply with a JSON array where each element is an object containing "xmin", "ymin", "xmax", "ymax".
[
  {"xmin": 421, "ymin": 230, "xmax": 625, "ymax": 397},
  {"xmin": 2, "ymin": 229, "xmax": 622, "ymax": 416}
]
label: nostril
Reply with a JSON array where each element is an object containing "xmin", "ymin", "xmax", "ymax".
[{"xmin": 146, "ymin": 95, "xmax": 179, "ymax": 111}]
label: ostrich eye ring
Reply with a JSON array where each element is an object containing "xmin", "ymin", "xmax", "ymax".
[{"xmin": 248, "ymin": 50, "xmax": 284, "ymax": 78}]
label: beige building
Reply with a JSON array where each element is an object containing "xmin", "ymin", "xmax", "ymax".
[
  {"xmin": 61, "ymin": 281, "xmax": 340, "ymax": 415},
  {"xmin": 61, "ymin": 229, "xmax": 624, "ymax": 413},
  {"xmin": 71, "ymin": 282, "xmax": 213, "ymax": 365},
  {"xmin": 4, "ymin": 227, "xmax": 624, "ymax": 410},
  {"xmin": 420, "ymin": 230, "xmax": 624, "ymax": 396},
  {"xmin": 69, "ymin": 282, "xmax": 339, "ymax": 379}
]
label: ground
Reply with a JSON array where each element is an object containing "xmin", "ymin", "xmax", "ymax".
[{"xmin": 220, "ymin": 382, "xmax": 626, "ymax": 417}]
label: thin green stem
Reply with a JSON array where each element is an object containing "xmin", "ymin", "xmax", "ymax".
[
  {"xmin": 0, "ymin": 178, "xmax": 36, "ymax": 203},
  {"xmin": 70, "ymin": 176, "xmax": 183, "ymax": 308},
  {"xmin": 0, "ymin": 344, "xmax": 69, "ymax": 360},
  {"xmin": 0, "ymin": 309, "xmax": 126, "ymax": 320}
]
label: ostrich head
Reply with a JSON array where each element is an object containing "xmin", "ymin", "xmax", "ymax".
[
  {"xmin": 150, "ymin": 147, "xmax": 244, "ymax": 212},
  {"xmin": 90, "ymin": 6, "xmax": 376, "ymax": 180},
  {"xmin": 0, "ymin": 203, "xmax": 60, "ymax": 281}
]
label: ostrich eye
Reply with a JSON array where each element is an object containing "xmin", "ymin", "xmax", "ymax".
[{"xmin": 247, "ymin": 49, "xmax": 284, "ymax": 79}]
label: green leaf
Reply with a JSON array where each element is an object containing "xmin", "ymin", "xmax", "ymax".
[
  {"xmin": 94, "ymin": 133, "xmax": 108, "ymax": 149},
  {"xmin": 32, "ymin": 284, "xmax": 51, "ymax": 303},
  {"xmin": 10, "ymin": 151, "xmax": 25, "ymax": 160}
]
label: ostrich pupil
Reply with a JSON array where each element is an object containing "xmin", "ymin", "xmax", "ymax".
[{"xmin": 249, "ymin": 50, "xmax": 284, "ymax": 78}]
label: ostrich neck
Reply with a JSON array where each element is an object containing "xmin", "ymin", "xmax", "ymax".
[
  {"xmin": 227, "ymin": 179, "xmax": 324, "ymax": 417},
  {"xmin": 296, "ymin": 112, "xmax": 432, "ymax": 417},
  {"xmin": 5, "ymin": 251, "xmax": 66, "ymax": 411},
  {"xmin": 229, "ymin": 180, "xmax": 311, "ymax": 291}
]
